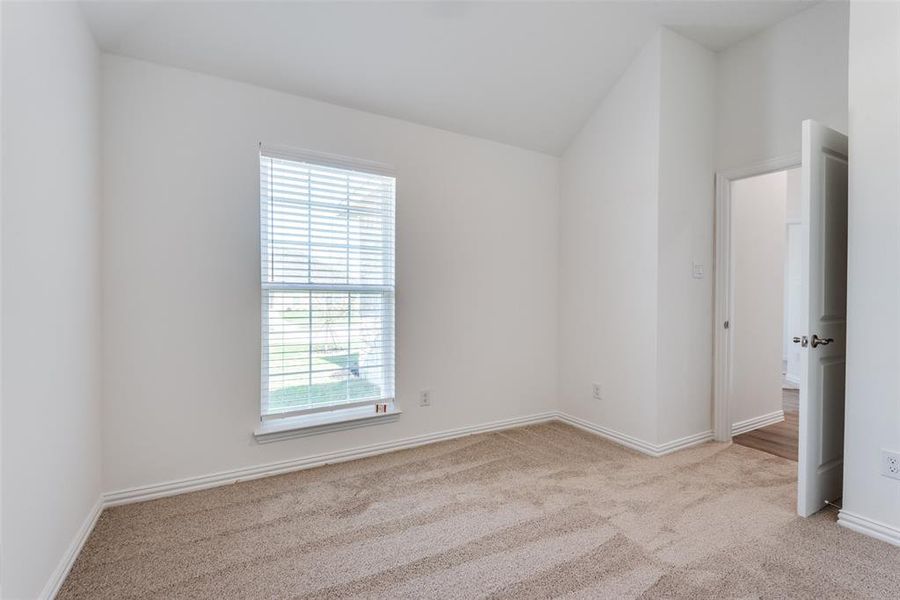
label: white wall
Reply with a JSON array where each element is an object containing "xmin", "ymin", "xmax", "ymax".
[
  {"xmin": 840, "ymin": 0, "xmax": 900, "ymax": 539},
  {"xmin": 716, "ymin": 1, "xmax": 849, "ymax": 171},
  {"xmin": 559, "ymin": 3, "xmax": 848, "ymax": 448},
  {"xmin": 1, "ymin": 3, "xmax": 102, "ymax": 598},
  {"xmin": 100, "ymin": 56, "xmax": 559, "ymax": 493},
  {"xmin": 558, "ymin": 33, "xmax": 661, "ymax": 443},
  {"xmin": 730, "ymin": 171, "xmax": 787, "ymax": 425},
  {"xmin": 656, "ymin": 30, "xmax": 716, "ymax": 444},
  {"xmin": 558, "ymin": 29, "xmax": 715, "ymax": 447}
]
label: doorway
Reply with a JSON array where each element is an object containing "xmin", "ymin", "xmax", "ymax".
[
  {"xmin": 713, "ymin": 121, "xmax": 849, "ymax": 518},
  {"xmin": 727, "ymin": 167, "xmax": 802, "ymax": 462}
]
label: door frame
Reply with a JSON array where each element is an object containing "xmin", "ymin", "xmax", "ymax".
[{"xmin": 713, "ymin": 153, "xmax": 801, "ymax": 442}]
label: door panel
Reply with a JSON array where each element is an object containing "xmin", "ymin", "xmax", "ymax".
[
  {"xmin": 819, "ymin": 357, "xmax": 845, "ymax": 466},
  {"xmin": 822, "ymin": 154, "xmax": 848, "ymax": 320},
  {"xmin": 798, "ymin": 120, "xmax": 848, "ymax": 517}
]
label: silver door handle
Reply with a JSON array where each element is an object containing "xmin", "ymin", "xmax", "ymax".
[
  {"xmin": 811, "ymin": 334, "xmax": 834, "ymax": 348},
  {"xmin": 792, "ymin": 336, "xmax": 808, "ymax": 347}
]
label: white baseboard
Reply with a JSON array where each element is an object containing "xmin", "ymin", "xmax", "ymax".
[
  {"xmin": 105, "ymin": 410, "xmax": 717, "ymax": 507},
  {"xmin": 40, "ymin": 498, "xmax": 103, "ymax": 600},
  {"xmin": 556, "ymin": 412, "xmax": 659, "ymax": 455},
  {"xmin": 731, "ymin": 410, "xmax": 785, "ymax": 436},
  {"xmin": 838, "ymin": 509, "xmax": 900, "ymax": 547},
  {"xmin": 556, "ymin": 412, "xmax": 713, "ymax": 457},
  {"xmin": 103, "ymin": 411, "xmax": 557, "ymax": 506},
  {"xmin": 655, "ymin": 429, "xmax": 717, "ymax": 455}
]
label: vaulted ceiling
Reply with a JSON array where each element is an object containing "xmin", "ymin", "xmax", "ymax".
[{"xmin": 80, "ymin": 1, "xmax": 816, "ymax": 155}]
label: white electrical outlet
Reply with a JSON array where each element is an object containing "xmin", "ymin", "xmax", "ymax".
[
  {"xmin": 419, "ymin": 390, "xmax": 432, "ymax": 407},
  {"xmin": 592, "ymin": 383, "xmax": 603, "ymax": 400},
  {"xmin": 882, "ymin": 450, "xmax": 900, "ymax": 480}
]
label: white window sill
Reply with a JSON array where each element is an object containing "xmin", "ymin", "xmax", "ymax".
[{"xmin": 254, "ymin": 403, "xmax": 401, "ymax": 444}]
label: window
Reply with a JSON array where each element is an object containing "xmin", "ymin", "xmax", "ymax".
[{"xmin": 259, "ymin": 146, "xmax": 395, "ymax": 423}]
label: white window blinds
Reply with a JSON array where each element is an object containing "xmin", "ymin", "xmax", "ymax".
[{"xmin": 260, "ymin": 146, "xmax": 395, "ymax": 420}]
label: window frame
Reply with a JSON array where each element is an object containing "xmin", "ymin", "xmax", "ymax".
[{"xmin": 258, "ymin": 144, "xmax": 396, "ymax": 424}]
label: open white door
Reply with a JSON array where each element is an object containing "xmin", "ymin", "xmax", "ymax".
[{"xmin": 797, "ymin": 120, "xmax": 848, "ymax": 517}]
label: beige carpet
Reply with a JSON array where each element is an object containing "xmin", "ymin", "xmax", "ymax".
[{"xmin": 59, "ymin": 422, "xmax": 900, "ymax": 599}]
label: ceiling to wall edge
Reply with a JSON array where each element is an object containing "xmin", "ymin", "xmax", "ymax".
[{"xmin": 80, "ymin": 3, "xmax": 817, "ymax": 158}]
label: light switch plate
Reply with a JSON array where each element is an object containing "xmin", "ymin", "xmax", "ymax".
[{"xmin": 692, "ymin": 261, "xmax": 705, "ymax": 279}]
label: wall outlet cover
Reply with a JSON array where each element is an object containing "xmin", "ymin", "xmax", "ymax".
[
  {"xmin": 419, "ymin": 390, "xmax": 431, "ymax": 407},
  {"xmin": 592, "ymin": 383, "xmax": 602, "ymax": 400},
  {"xmin": 882, "ymin": 450, "xmax": 900, "ymax": 480}
]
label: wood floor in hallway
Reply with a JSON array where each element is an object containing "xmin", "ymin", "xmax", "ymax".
[{"xmin": 733, "ymin": 388, "xmax": 799, "ymax": 461}]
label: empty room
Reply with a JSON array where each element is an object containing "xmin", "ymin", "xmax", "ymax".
[{"xmin": 3, "ymin": 1, "xmax": 900, "ymax": 598}]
